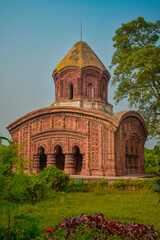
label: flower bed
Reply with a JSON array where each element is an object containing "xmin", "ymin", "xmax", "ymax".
[{"xmin": 45, "ymin": 213, "xmax": 159, "ymax": 239}]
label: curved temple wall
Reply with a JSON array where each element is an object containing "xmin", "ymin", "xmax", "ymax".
[{"xmin": 8, "ymin": 107, "xmax": 147, "ymax": 176}]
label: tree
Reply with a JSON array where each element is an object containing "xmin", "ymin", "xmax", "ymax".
[
  {"xmin": 144, "ymin": 145, "xmax": 160, "ymax": 173},
  {"xmin": 110, "ymin": 17, "xmax": 160, "ymax": 139}
]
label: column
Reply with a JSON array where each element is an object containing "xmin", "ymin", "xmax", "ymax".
[
  {"xmin": 64, "ymin": 153, "xmax": 75, "ymax": 175},
  {"xmin": 81, "ymin": 154, "xmax": 86, "ymax": 175},
  {"xmin": 47, "ymin": 153, "xmax": 56, "ymax": 167},
  {"xmin": 33, "ymin": 154, "xmax": 40, "ymax": 174}
]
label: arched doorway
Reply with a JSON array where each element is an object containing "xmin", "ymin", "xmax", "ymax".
[
  {"xmin": 73, "ymin": 146, "xmax": 83, "ymax": 174},
  {"xmin": 68, "ymin": 83, "xmax": 73, "ymax": 100},
  {"xmin": 125, "ymin": 138, "xmax": 139, "ymax": 174},
  {"xmin": 55, "ymin": 145, "xmax": 65, "ymax": 170},
  {"xmin": 38, "ymin": 146, "xmax": 47, "ymax": 171}
]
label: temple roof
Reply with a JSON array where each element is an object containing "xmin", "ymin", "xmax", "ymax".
[{"xmin": 55, "ymin": 41, "xmax": 107, "ymax": 72}]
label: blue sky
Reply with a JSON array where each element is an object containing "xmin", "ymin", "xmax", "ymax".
[{"xmin": 0, "ymin": 0, "xmax": 159, "ymax": 148}]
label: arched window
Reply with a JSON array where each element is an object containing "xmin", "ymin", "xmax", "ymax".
[
  {"xmin": 38, "ymin": 146, "xmax": 47, "ymax": 171},
  {"xmin": 102, "ymin": 87, "xmax": 105, "ymax": 101},
  {"xmin": 68, "ymin": 83, "xmax": 73, "ymax": 100},
  {"xmin": 87, "ymin": 83, "xmax": 94, "ymax": 99},
  {"xmin": 57, "ymin": 86, "xmax": 60, "ymax": 99}
]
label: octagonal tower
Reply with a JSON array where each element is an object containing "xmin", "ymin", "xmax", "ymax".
[{"xmin": 51, "ymin": 41, "xmax": 113, "ymax": 114}]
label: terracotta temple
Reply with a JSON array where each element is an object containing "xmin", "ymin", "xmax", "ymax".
[{"xmin": 7, "ymin": 41, "xmax": 148, "ymax": 176}]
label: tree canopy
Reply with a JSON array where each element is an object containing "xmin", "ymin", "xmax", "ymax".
[{"xmin": 110, "ymin": 17, "xmax": 160, "ymax": 139}]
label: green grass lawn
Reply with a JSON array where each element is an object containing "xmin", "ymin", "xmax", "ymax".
[{"xmin": 2, "ymin": 188, "xmax": 158, "ymax": 236}]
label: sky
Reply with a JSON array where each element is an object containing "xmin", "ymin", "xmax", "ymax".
[{"xmin": 0, "ymin": 0, "xmax": 159, "ymax": 148}]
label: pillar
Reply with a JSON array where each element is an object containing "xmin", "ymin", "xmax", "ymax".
[
  {"xmin": 47, "ymin": 153, "xmax": 56, "ymax": 167},
  {"xmin": 64, "ymin": 153, "xmax": 75, "ymax": 175},
  {"xmin": 80, "ymin": 154, "xmax": 86, "ymax": 175},
  {"xmin": 33, "ymin": 154, "xmax": 40, "ymax": 174}
]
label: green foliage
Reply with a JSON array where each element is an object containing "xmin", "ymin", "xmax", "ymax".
[
  {"xmin": 64, "ymin": 179, "xmax": 87, "ymax": 193},
  {"xmin": 110, "ymin": 179, "xmax": 130, "ymax": 189},
  {"xmin": 110, "ymin": 178, "xmax": 155, "ymax": 189},
  {"xmin": 97, "ymin": 178, "xmax": 109, "ymax": 187},
  {"xmin": 38, "ymin": 166, "xmax": 70, "ymax": 191},
  {"xmin": 110, "ymin": 17, "xmax": 160, "ymax": 139},
  {"xmin": 152, "ymin": 166, "xmax": 160, "ymax": 203},
  {"xmin": 0, "ymin": 214, "xmax": 40, "ymax": 240},
  {"xmin": 144, "ymin": 145, "xmax": 160, "ymax": 173},
  {"xmin": 0, "ymin": 136, "xmax": 41, "ymax": 239},
  {"xmin": 45, "ymin": 224, "xmax": 118, "ymax": 239}
]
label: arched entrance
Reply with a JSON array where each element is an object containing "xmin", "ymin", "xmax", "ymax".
[
  {"xmin": 72, "ymin": 146, "xmax": 83, "ymax": 174},
  {"xmin": 54, "ymin": 145, "xmax": 65, "ymax": 170},
  {"xmin": 125, "ymin": 138, "xmax": 139, "ymax": 174},
  {"xmin": 38, "ymin": 146, "xmax": 47, "ymax": 171}
]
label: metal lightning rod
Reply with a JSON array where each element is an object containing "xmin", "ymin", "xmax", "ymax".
[{"xmin": 80, "ymin": 21, "xmax": 82, "ymax": 41}]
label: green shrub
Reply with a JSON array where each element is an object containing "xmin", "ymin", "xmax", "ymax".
[
  {"xmin": 97, "ymin": 178, "xmax": 108, "ymax": 187},
  {"xmin": 38, "ymin": 166, "xmax": 70, "ymax": 191},
  {"xmin": 130, "ymin": 178, "xmax": 155, "ymax": 189},
  {"xmin": 26, "ymin": 178, "xmax": 49, "ymax": 203},
  {"xmin": 110, "ymin": 179, "xmax": 130, "ymax": 189},
  {"xmin": 83, "ymin": 181, "xmax": 98, "ymax": 191},
  {"xmin": 110, "ymin": 178, "xmax": 155, "ymax": 190},
  {"xmin": 0, "ymin": 215, "xmax": 40, "ymax": 240},
  {"xmin": 64, "ymin": 180, "xmax": 87, "ymax": 193}
]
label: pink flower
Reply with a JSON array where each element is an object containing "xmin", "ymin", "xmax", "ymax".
[{"xmin": 45, "ymin": 228, "xmax": 54, "ymax": 233}]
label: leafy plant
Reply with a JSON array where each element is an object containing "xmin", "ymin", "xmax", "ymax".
[
  {"xmin": 0, "ymin": 136, "xmax": 40, "ymax": 239},
  {"xmin": 110, "ymin": 179, "xmax": 130, "ymax": 189},
  {"xmin": 64, "ymin": 179, "xmax": 86, "ymax": 193},
  {"xmin": 145, "ymin": 146, "xmax": 160, "ymax": 174},
  {"xmin": 38, "ymin": 166, "xmax": 70, "ymax": 191},
  {"xmin": 44, "ymin": 213, "xmax": 160, "ymax": 239},
  {"xmin": 97, "ymin": 178, "xmax": 109, "ymax": 187},
  {"xmin": 152, "ymin": 166, "xmax": 160, "ymax": 204}
]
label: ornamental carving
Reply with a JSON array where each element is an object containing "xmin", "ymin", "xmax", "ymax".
[
  {"xmin": 34, "ymin": 139, "xmax": 49, "ymax": 153},
  {"xmin": 65, "ymin": 116, "xmax": 76, "ymax": 130},
  {"xmin": 53, "ymin": 115, "xmax": 64, "ymax": 130},
  {"xmin": 69, "ymin": 138, "xmax": 85, "ymax": 154}
]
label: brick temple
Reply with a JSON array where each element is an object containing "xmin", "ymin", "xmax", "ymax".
[{"xmin": 7, "ymin": 41, "xmax": 148, "ymax": 176}]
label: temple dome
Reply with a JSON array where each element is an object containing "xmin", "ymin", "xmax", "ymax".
[{"xmin": 55, "ymin": 41, "xmax": 107, "ymax": 72}]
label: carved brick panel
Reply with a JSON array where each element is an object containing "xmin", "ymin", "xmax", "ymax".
[
  {"xmin": 65, "ymin": 116, "xmax": 76, "ymax": 131},
  {"xmin": 90, "ymin": 122, "xmax": 99, "ymax": 169},
  {"xmin": 76, "ymin": 118, "xmax": 87, "ymax": 134},
  {"xmin": 53, "ymin": 115, "xmax": 64, "ymax": 130}
]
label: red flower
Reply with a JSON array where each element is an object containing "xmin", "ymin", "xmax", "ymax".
[
  {"xmin": 55, "ymin": 182, "xmax": 58, "ymax": 184},
  {"xmin": 45, "ymin": 228, "xmax": 54, "ymax": 233},
  {"xmin": 49, "ymin": 179, "xmax": 51, "ymax": 181},
  {"xmin": 61, "ymin": 184, "xmax": 63, "ymax": 186}
]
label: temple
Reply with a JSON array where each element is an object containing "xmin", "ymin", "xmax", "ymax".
[{"xmin": 7, "ymin": 41, "xmax": 148, "ymax": 176}]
